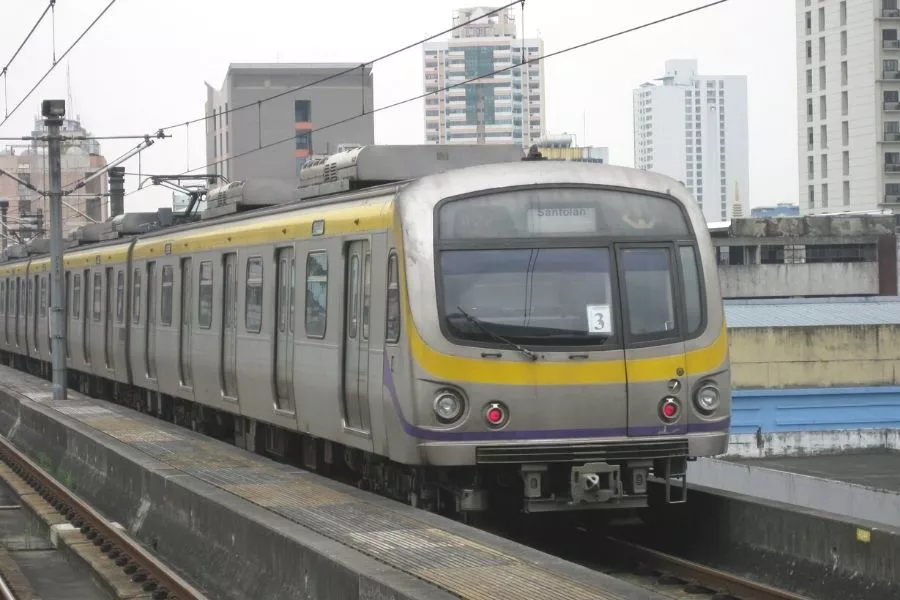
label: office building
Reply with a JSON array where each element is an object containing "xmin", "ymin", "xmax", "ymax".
[
  {"xmin": 423, "ymin": 6, "xmax": 545, "ymax": 147},
  {"xmin": 0, "ymin": 116, "xmax": 108, "ymax": 241},
  {"xmin": 205, "ymin": 63, "xmax": 375, "ymax": 181},
  {"xmin": 633, "ymin": 59, "xmax": 750, "ymax": 222},
  {"xmin": 796, "ymin": 0, "xmax": 900, "ymax": 214}
]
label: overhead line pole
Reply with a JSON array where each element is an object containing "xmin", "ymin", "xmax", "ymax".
[{"xmin": 42, "ymin": 98, "xmax": 66, "ymax": 401}]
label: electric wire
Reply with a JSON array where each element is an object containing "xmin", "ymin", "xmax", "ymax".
[
  {"xmin": 180, "ymin": 0, "xmax": 733, "ymax": 177},
  {"xmin": 0, "ymin": 0, "xmax": 118, "ymax": 129}
]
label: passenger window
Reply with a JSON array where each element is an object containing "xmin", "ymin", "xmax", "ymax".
[
  {"xmin": 385, "ymin": 252, "xmax": 401, "ymax": 344},
  {"xmin": 621, "ymin": 248, "xmax": 676, "ymax": 339},
  {"xmin": 161, "ymin": 265, "xmax": 174, "ymax": 326},
  {"xmin": 362, "ymin": 253, "xmax": 371, "ymax": 341},
  {"xmin": 132, "ymin": 269, "xmax": 141, "ymax": 323},
  {"xmin": 245, "ymin": 257, "xmax": 263, "ymax": 333},
  {"xmin": 304, "ymin": 252, "xmax": 328, "ymax": 338},
  {"xmin": 39, "ymin": 276, "xmax": 47, "ymax": 318},
  {"xmin": 116, "ymin": 270, "xmax": 125, "ymax": 323},
  {"xmin": 198, "ymin": 261, "xmax": 213, "ymax": 328},
  {"xmin": 27, "ymin": 279, "xmax": 33, "ymax": 317},
  {"xmin": 73, "ymin": 275, "xmax": 81, "ymax": 319},
  {"xmin": 289, "ymin": 259, "xmax": 295, "ymax": 333},
  {"xmin": 278, "ymin": 258, "xmax": 288, "ymax": 333},
  {"xmin": 92, "ymin": 273, "xmax": 101, "ymax": 322},
  {"xmin": 348, "ymin": 255, "xmax": 360, "ymax": 339},
  {"xmin": 679, "ymin": 246, "xmax": 703, "ymax": 335},
  {"xmin": 0, "ymin": 281, "xmax": 5, "ymax": 315}
]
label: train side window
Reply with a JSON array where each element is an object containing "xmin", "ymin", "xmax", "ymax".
[
  {"xmin": 289, "ymin": 258, "xmax": 295, "ymax": 333},
  {"xmin": 304, "ymin": 252, "xmax": 328, "ymax": 338},
  {"xmin": 92, "ymin": 273, "xmax": 102, "ymax": 322},
  {"xmin": 161, "ymin": 265, "xmax": 174, "ymax": 326},
  {"xmin": 245, "ymin": 257, "xmax": 263, "ymax": 333},
  {"xmin": 39, "ymin": 276, "xmax": 47, "ymax": 318},
  {"xmin": 73, "ymin": 275, "xmax": 81, "ymax": 319},
  {"xmin": 116, "ymin": 270, "xmax": 125, "ymax": 323},
  {"xmin": 0, "ymin": 280, "xmax": 5, "ymax": 315},
  {"xmin": 27, "ymin": 278, "xmax": 33, "ymax": 318},
  {"xmin": 385, "ymin": 252, "xmax": 401, "ymax": 344},
  {"xmin": 361, "ymin": 253, "xmax": 371, "ymax": 341},
  {"xmin": 198, "ymin": 261, "xmax": 213, "ymax": 328},
  {"xmin": 679, "ymin": 246, "xmax": 703, "ymax": 336},
  {"xmin": 132, "ymin": 269, "xmax": 141, "ymax": 323}
]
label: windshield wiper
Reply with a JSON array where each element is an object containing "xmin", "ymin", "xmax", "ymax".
[{"xmin": 454, "ymin": 306, "xmax": 538, "ymax": 361}]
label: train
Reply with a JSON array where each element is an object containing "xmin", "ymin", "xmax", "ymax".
[{"xmin": 0, "ymin": 144, "xmax": 730, "ymax": 518}]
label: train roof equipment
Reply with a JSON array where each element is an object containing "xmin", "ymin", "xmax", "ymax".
[
  {"xmin": 202, "ymin": 178, "xmax": 298, "ymax": 220},
  {"xmin": 296, "ymin": 144, "xmax": 525, "ymax": 200}
]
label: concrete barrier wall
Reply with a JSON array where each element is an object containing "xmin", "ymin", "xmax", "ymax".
[
  {"xmin": 729, "ymin": 325, "xmax": 900, "ymax": 388},
  {"xmin": 718, "ymin": 262, "xmax": 880, "ymax": 299}
]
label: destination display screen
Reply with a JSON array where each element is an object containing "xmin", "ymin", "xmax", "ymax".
[{"xmin": 438, "ymin": 188, "xmax": 691, "ymax": 240}]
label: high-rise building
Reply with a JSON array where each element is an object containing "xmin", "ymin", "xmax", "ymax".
[
  {"xmin": 633, "ymin": 59, "xmax": 749, "ymax": 222},
  {"xmin": 205, "ymin": 63, "xmax": 375, "ymax": 181},
  {"xmin": 422, "ymin": 6, "xmax": 545, "ymax": 147},
  {"xmin": 796, "ymin": 0, "xmax": 900, "ymax": 214},
  {"xmin": 0, "ymin": 116, "xmax": 108, "ymax": 241}
]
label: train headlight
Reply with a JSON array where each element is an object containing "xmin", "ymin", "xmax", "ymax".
[
  {"xmin": 694, "ymin": 383, "xmax": 720, "ymax": 415},
  {"xmin": 434, "ymin": 390, "xmax": 464, "ymax": 423}
]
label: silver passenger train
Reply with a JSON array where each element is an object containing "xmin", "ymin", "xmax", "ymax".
[{"xmin": 0, "ymin": 145, "xmax": 730, "ymax": 517}]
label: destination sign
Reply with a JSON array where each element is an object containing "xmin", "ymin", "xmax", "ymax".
[{"xmin": 526, "ymin": 207, "xmax": 596, "ymax": 234}]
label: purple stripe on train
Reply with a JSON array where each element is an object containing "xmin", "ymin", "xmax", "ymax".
[{"xmin": 381, "ymin": 355, "xmax": 729, "ymax": 442}]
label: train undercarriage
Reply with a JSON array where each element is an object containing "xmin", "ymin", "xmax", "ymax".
[{"xmin": 7, "ymin": 353, "xmax": 690, "ymax": 522}]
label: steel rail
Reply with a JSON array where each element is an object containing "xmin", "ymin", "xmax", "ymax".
[
  {"xmin": 606, "ymin": 536, "xmax": 811, "ymax": 600},
  {"xmin": 0, "ymin": 571, "xmax": 15, "ymax": 600},
  {"xmin": 0, "ymin": 434, "xmax": 207, "ymax": 600}
]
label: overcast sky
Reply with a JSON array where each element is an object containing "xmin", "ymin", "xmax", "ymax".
[{"xmin": 0, "ymin": 0, "xmax": 796, "ymax": 213}]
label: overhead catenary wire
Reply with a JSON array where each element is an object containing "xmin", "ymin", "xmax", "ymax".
[
  {"xmin": 158, "ymin": 0, "xmax": 522, "ymax": 134},
  {"xmin": 0, "ymin": 0, "xmax": 119, "ymax": 130},
  {"xmin": 1, "ymin": 0, "xmax": 56, "ymax": 117},
  {"xmin": 179, "ymin": 0, "xmax": 733, "ymax": 178}
]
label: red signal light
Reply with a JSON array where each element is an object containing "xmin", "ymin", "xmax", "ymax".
[
  {"xmin": 487, "ymin": 407, "xmax": 504, "ymax": 424},
  {"xmin": 659, "ymin": 398, "xmax": 680, "ymax": 421}
]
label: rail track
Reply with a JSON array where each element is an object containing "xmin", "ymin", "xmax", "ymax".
[
  {"xmin": 0, "ymin": 434, "xmax": 207, "ymax": 600},
  {"xmin": 604, "ymin": 536, "xmax": 812, "ymax": 600}
]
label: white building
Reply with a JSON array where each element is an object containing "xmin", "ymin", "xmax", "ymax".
[
  {"xmin": 423, "ymin": 6, "xmax": 545, "ymax": 147},
  {"xmin": 633, "ymin": 59, "xmax": 750, "ymax": 222},
  {"xmin": 796, "ymin": 0, "xmax": 900, "ymax": 214}
]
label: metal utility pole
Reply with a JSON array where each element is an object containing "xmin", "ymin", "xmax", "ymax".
[
  {"xmin": 42, "ymin": 99, "xmax": 67, "ymax": 401},
  {"xmin": 0, "ymin": 201, "xmax": 7, "ymax": 256}
]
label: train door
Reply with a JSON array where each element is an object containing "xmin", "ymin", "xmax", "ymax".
[
  {"xmin": 146, "ymin": 262, "xmax": 157, "ymax": 379},
  {"xmin": 104, "ymin": 267, "xmax": 115, "ymax": 371},
  {"xmin": 616, "ymin": 244, "xmax": 688, "ymax": 437},
  {"xmin": 342, "ymin": 241, "xmax": 372, "ymax": 433},
  {"xmin": 179, "ymin": 257, "xmax": 193, "ymax": 388},
  {"xmin": 274, "ymin": 248, "xmax": 295, "ymax": 412},
  {"xmin": 221, "ymin": 253, "xmax": 237, "ymax": 398}
]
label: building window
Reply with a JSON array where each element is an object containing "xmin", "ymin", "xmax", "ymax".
[
  {"xmin": 841, "ymin": 61, "xmax": 848, "ymax": 86},
  {"xmin": 807, "ymin": 98, "xmax": 813, "ymax": 122},
  {"xmin": 820, "ymin": 124, "xmax": 827, "ymax": 148},
  {"xmin": 840, "ymin": 1, "xmax": 846, "ymax": 25},
  {"xmin": 808, "ymin": 185, "xmax": 815, "ymax": 208},
  {"xmin": 842, "ymin": 120, "xmax": 849, "ymax": 145},
  {"xmin": 819, "ymin": 95, "xmax": 827, "ymax": 119},
  {"xmin": 294, "ymin": 100, "xmax": 311, "ymax": 123},
  {"xmin": 245, "ymin": 257, "xmax": 263, "ymax": 333},
  {"xmin": 818, "ymin": 6, "xmax": 825, "ymax": 31},
  {"xmin": 806, "ymin": 69, "xmax": 813, "ymax": 92},
  {"xmin": 821, "ymin": 154, "xmax": 828, "ymax": 178},
  {"xmin": 842, "ymin": 91, "xmax": 849, "ymax": 116},
  {"xmin": 843, "ymin": 150, "xmax": 850, "ymax": 175},
  {"xmin": 818, "ymin": 37, "xmax": 825, "ymax": 63},
  {"xmin": 821, "ymin": 183, "xmax": 828, "ymax": 208},
  {"xmin": 843, "ymin": 180, "xmax": 850, "ymax": 205},
  {"xmin": 805, "ymin": 11, "xmax": 812, "ymax": 35},
  {"xmin": 819, "ymin": 65, "xmax": 826, "ymax": 90},
  {"xmin": 808, "ymin": 156, "xmax": 815, "ymax": 179},
  {"xmin": 295, "ymin": 131, "xmax": 311, "ymax": 150}
]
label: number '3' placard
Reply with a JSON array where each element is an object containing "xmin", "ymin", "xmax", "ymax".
[{"xmin": 586, "ymin": 304, "xmax": 612, "ymax": 334}]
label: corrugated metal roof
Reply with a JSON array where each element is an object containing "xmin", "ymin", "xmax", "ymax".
[{"xmin": 724, "ymin": 297, "xmax": 900, "ymax": 328}]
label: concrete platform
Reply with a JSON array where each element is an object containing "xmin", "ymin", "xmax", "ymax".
[
  {"xmin": 0, "ymin": 365, "xmax": 662, "ymax": 600},
  {"xmin": 688, "ymin": 450, "xmax": 900, "ymax": 528}
]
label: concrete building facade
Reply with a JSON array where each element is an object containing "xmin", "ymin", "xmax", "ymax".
[
  {"xmin": 633, "ymin": 59, "xmax": 750, "ymax": 223},
  {"xmin": 423, "ymin": 6, "xmax": 545, "ymax": 147},
  {"xmin": 0, "ymin": 116, "xmax": 108, "ymax": 241},
  {"xmin": 710, "ymin": 214, "xmax": 897, "ymax": 299},
  {"xmin": 205, "ymin": 63, "xmax": 375, "ymax": 182},
  {"xmin": 534, "ymin": 133, "xmax": 609, "ymax": 163}
]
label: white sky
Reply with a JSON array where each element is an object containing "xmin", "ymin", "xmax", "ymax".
[{"xmin": 0, "ymin": 0, "xmax": 797, "ymax": 213}]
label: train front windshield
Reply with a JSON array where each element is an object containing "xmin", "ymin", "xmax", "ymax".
[{"xmin": 436, "ymin": 188, "xmax": 703, "ymax": 348}]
